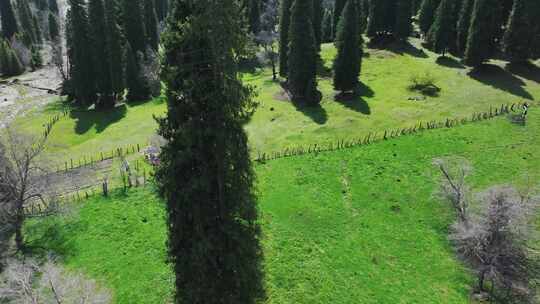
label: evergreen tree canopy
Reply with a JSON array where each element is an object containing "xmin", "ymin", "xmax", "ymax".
[
  {"xmin": 125, "ymin": 43, "xmax": 150, "ymax": 102},
  {"xmin": 426, "ymin": 0, "xmax": 454, "ymax": 55},
  {"xmin": 333, "ymin": 0, "xmax": 362, "ymax": 93},
  {"xmin": 418, "ymin": 0, "xmax": 440, "ymax": 34},
  {"xmin": 464, "ymin": 0, "xmax": 498, "ymax": 67},
  {"xmin": 366, "ymin": 0, "xmax": 396, "ymax": 37},
  {"xmin": 67, "ymin": 0, "xmax": 96, "ymax": 104},
  {"xmin": 279, "ymin": 0, "xmax": 293, "ymax": 77},
  {"xmin": 394, "ymin": 0, "xmax": 412, "ymax": 40},
  {"xmin": 48, "ymin": 13, "xmax": 59, "ymax": 40},
  {"xmin": 155, "ymin": 0, "xmax": 169, "ymax": 21},
  {"xmin": 1, "ymin": 0, "xmax": 19, "ymax": 39},
  {"xmin": 49, "ymin": 0, "xmax": 58, "ymax": 13},
  {"xmin": 157, "ymin": 0, "xmax": 264, "ymax": 303},
  {"xmin": 144, "ymin": 0, "xmax": 160, "ymax": 50},
  {"xmin": 503, "ymin": 0, "xmax": 533, "ymax": 62},
  {"xmin": 16, "ymin": 0, "xmax": 38, "ymax": 45},
  {"xmin": 313, "ymin": 0, "xmax": 323, "ymax": 51},
  {"xmin": 105, "ymin": 0, "xmax": 125, "ymax": 98},
  {"xmin": 122, "ymin": 0, "xmax": 147, "ymax": 53},
  {"xmin": 333, "ymin": 0, "xmax": 346, "ymax": 36},
  {"xmin": 89, "ymin": 0, "xmax": 114, "ymax": 108},
  {"xmin": 287, "ymin": 0, "xmax": 319, "ymax": 104},
  {"xmin": 249, "ymin": 0, "xmax": 261, "ymax": 34},
  {"xmin": 456, "ymin": 0, "xmax": 473, "ymax": 55},
  {"xmin": 322, "ymin": 8, "xmax": 333, "ymax": 42}
]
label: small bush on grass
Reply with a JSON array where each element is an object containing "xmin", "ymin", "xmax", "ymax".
[{"xmin": 408, "ymin": 72, "xmax": 441, "ymax": 97}]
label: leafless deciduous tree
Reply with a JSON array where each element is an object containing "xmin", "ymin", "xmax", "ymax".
[
  {"xmin": 0, "ymin": 257, "xmax": 111, "ymax": 303},
  {"xmin": 0, "ymin": 129, "xmax": 51, "ymax": 254},
  {"xmin": 434, "ymin": 157, "xmax": 472, "ymax": 224},
  {"xmin": 435, "ymin": 159, "xmax": 540, "ymax": 303}
]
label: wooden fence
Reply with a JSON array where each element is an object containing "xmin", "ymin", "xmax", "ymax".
[{"xmin": 253, "ymin": 102, "xmax": 527, "ymax": 163}]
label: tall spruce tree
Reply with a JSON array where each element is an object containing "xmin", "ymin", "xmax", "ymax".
[
  {"xmin": 48, "ymin": 13, "xmax": 59, "ymax": 40},
  {"xmin": 426, "ymin": 0, "xmax": 454, "ymax": 55},
  {"xmin": 322, "ymin": 8, "xmax": 333, "ymax": 42},
  {"xmin": 394, "ymin": 0, "xmax": 412, "ymax": 40},
  {"xmin": 288, "ymin": 0, "xmax": 319, "ymax": 104},
  {"xmin": 249, "ymin": 0, "xmax": 261, "ymax": 34},
  {"xmin": 16, "ymin": 0, "xmax": 38, "ymax": 45},
  {"xmin": 144, "ymin": 0, "xmax": 159, "ymax": 50},
  {"xmin": 366, "ymin": 0, "xmax": 395, "ymax": 38},
  {"xmin": 313, "ymin": 0, "xmax": 323, "ymax": 51},
  {"xmin": 278, "ymin": 0, "xmax": 292, "ymax": 77},
  {"xmin": 456, "ymin": 0, "xmax": 473, "ymax": 55},
  {"xmin": 122, "ymin": 0, "xmax": 147, "ymax": 52},
  {"xmin": 105, "ymin": 0, "xmax": 125, "ymax": 99},
  {"xmin": 1, "ymin": 0, "xmax": 19, "ymax": 39},
  {"xmin": 333, "ymin": 0, "xmax": 346, "ymax": 37},
  {"xmin": 49, "ymin": 0, "xmax": 58, "ymax": 13},
  {"xmin": 157, "ymin": 1, "xmax": 264, "ymax": 303},
  {"xmin": 531, "ymin": 0, "xmax": 540, "ymax": 58},
  {"xmin": 418, "ymin": 0, "xmax": 440, "ymax": 35},
  {"xmin": 155, "ymin": 0, "xmax": 168, "ymax": 21},
  {"xmin": 125, "ymin": 43, "xmax": 149, "ymax": 101},
  {"xmin": 502, "ymin": 0, "xmax": 532, "ymax": 63},
  {"xmin": 89, "ymin": 0, "xmax": 114, "ymax": 108},
  {"xmin": 358, "ymin": 0, "xmax": 368, "ymax": 33},
  {"xmin": 333, "ymin": 0, "xmax": 362, "ymax": 93},
  {"xmin": 67, "ymin": 0, "xmax": 96, "ymax": 105},
  {"xmin": 464, "ymin": 0, "xmax": 498, "ymax": 67}
]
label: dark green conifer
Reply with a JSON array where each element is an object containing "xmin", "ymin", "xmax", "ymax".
[
  {"xmin": 464, "ymin": 0, "xmax": 498, "ymax": 67},
  {"xmin": 333, "ymin": 0, "xmax": 362, "ymax": 93},
  {"xmin": 249, "ymin": 0, "xmax": 261, "ymax": 34},
  {"xmin": 279, "ymin": 0, "xmax": 293, "ymax": 77},
  {"xmin": 155, "ymin": 0, "xmax": 169, "ymax": 21},
  {"xmin": 426, "ymin": 0, "xmax": 454, "ymax": 55},
  {"xmin": 456, "ymin": 0, "xmax": 473, "ymax": 55},
  {"xmin": 49, "ymin": 0, "xmax": 58, "ymax": 13},
  {"xmin": 313, "ymin": 0, "xmax": 323, "ymax": 51},
  {"xmin": 67, "ymin": 0, "xmax": 96, "ymax": 104},
  {"xmin": 16, "ymin": 0, "xmax": 38, "ymax": 45},
  {"xmin": 1, "ymin": 0, "xmax": 19, "ymax": 39},
  {"xmin": 89, "ymin": 0, "xmax": 114, "ymax": 108},
  {"xmin": 322, "ymin": 9, "xmax": 333, "ymax": 42},
  {"xmin": 288, "ymin": 0, "xmax": 319, "ymax": 104},
  {"xmin": 125, "ymin": 43, "xmax": 149, "ymax": 101},
  {"xmin": 156, "ymin": 1, "xmax": 264, "ymax": 303},
  {"xmin": 30, "ymin": 45, "xmax": 42, "ymax": 70},
  {"xmin": 366, "ymin": 0, "xmax": 395, "ymax": 37},
  {"xmin": 6, "ymin": 46, "xmax": 24, "ymax": 76},
  {"xmin": 394, "ymin": 0, "xmax": 412, "ymax": 40},
  {"xmin": 333, "ymin": 0, "xmax": 346, "ymax": 35},
  {"xmin": 48, "ymin": 13, "xmax": 59, "ymax": 40},
  {"xmin": 122, "ymin": 0, "xmax": 147, "ymax": 52},
  {"xmin": 418, "ymin": 0, "xmax": 440, "ymax": 35},
  {"xmin": 105, "ymin": 0, "xmax": 125, "ymax": 99},
  {"xmin": 144, "ymin": 0, "xmax": 159, "ymax": 50},
  {"xmin": 502, "ymin": 0, "xmax": 532, "ymax": 63}
]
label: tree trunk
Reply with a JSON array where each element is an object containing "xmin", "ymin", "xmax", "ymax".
[{"xmin": 15, "ymin": 209, "xmax": 24, "ymax": 251}]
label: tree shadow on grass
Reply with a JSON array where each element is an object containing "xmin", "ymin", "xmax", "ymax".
[
  {"xmin": 71, "ymin": 104, "xmax": 127, "ymax": 135},
  {"xmin": 293, "ymin": 101, "xmax": 328, "ymax": 125},
  {"xmin": 369, "ymin": 38, "xmax": 429, "ymax": 58},
  {"xmin": 506, "ymin": 62, "xmax": 540, "ymax": 83},
  {"xmin": 24, "ymin": 217, "xmax": 86, "ymax": 259},
  {"xmin": 469, "ymin": 64, "xmax": 533, "ymax": 100},
  {"xmin": 335, "ymin": 92, "xmax": 371, "ymax": 115},
  {"xmin": 436, "ymin": 56, "xmax": 465, "ymax": 69}
]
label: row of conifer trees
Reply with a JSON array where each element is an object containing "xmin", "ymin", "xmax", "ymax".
[
  {"xmin": 0, "ymin": 0, "xmax": 58, "ymax": 76},
  {"xmin": 65, "ymin": 0, "xmax": 169, "ymax": 109}
]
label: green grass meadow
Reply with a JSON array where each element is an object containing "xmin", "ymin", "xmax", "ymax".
[
  {"xmin": 25, "ymin": 108, "xmax": 540, "ymax": 303},
  {"xmin": 13, "ymin": 40, "xmax": 540, "ymax": 165}
]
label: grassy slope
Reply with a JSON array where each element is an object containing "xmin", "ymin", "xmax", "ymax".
[
  {"xmin": 13, "ymin": 40, "xmax": 540, "ymax": 165},
  {"xmin": 25, "ymin": 109, "xmax": 540, "ymax": 303}
]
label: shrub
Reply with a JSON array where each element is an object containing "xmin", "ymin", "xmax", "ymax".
[{"xmin": 407, "ymin": 72, "xmax": 441, "ymax": 96}]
